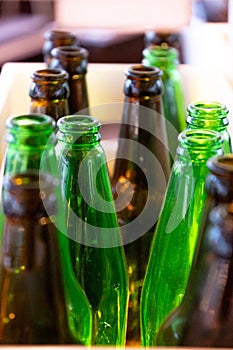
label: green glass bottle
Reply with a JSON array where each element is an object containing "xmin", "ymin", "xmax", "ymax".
[
  {"xmin": 1, "ymin": 113, "xmax": 92, "ymax": 345},
  {"xmin": 43, "ymin": 29, "xmax": 78, "ymax": 66},
  {"xmin": 29, "ymin": 68, "xmax": 70, "ymax": 122},
  {"xmin": 186, "ymin": 100, "xmax": 232, "ymax": 153},
  {"xmin": 56, "ymin": 115, "xmax": 129, "ymax": 346},
  {"xmin": 140, "ymin": 129, "xmax": 224, "ymax": 347},
  {"xmin": 155, "ymin": 154, "xmax": 233, "ymax": 347},
  {"xmin": 142, "ymin": 44, "xmax": 186, "ymax": 158},
  {"xmin": 50, "ymin": 46, "xmax": 89, "ymax": 114},
  {"xmin": 111, "ymin": 64, "xmax": 171, "ymax": 346}
]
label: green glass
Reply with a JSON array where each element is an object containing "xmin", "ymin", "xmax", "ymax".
[
  {"xmin": 29, "ymin": 68, "xmax": 70, "ymax": 122},
  {"xmin": 1, "ymin": 113, "xmax": 92, "ymax": 345},
  {"xmin": 142, "ymin": 44, "xmax": 186, "ymax": 158},
  {"xmin": 155, "ymin": 154, "xmax": 233, "ymax": 347},
  {"xmin": 50, "ymin": 46, "xmax": 89, "ymax": 114},
  {"xmin": 111, "ymin": 64, "xmax": 171, "ymax": 346},
  {"xmin": 56, "ymin": 115, "xmax": 129, "ymax": 346},
  {"xmin": 43, "ymin": 29, "xmax": 78, "ymax": 66},
  {"xmin": 140, "ymin": 129, "xmax": 224, "ymax": 347},
  {"xmin": 186, "ymin": 100, "xmax": 232, "ymax": 153}
]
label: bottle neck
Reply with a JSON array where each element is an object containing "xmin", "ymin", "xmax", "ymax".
[
  {"xmin": 51, "ymin": 46, "xmax": 89, "ymax": 75},
  {"xmin": 186, "ymin": 101, "xmax": 229, "ymax": 130},
  {"xmin": 56, "ymin": 115, "xmax": 101, "ymax": 149},
  {"xmin": 142, "ymin": 45, "xmax": 179, "ymax": 70},
  {"xmin": 29, "ymin": 68, "xmax": 69, "ymax": 100}
]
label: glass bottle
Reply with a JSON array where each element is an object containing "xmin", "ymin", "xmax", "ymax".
[
  {"xmin": 142, "ymin": 44, "xmax": 186, "ymax": 159},
  {"xmin": 111, "ymin": 64, "xmax": 171, "ymax": 346},
  {"xmin": 56, "ymin": 115, "xmax": 129, "ymax": 346},
  {"xmin": 186, "ymin": 100, "xmax": 232, "ymax": 153},
  {"xmin": 50, "ymin": 46, "xmax": 89, "ymax": 114},
  {"xmin": 140, "ymin": 129, "xmax": 224, "ymax": 347},
  {"xmin": 29, "ymin": 68, "xmax": 70, "ymax": 122},
  {"xmin": 0, "ymin": 172, "xmax": 80, "ymax": 344},
  {"xmin": 43, "ymin": 29, "xmax": 78, "ymax": 67},
  {"xmin": 1, "ymin": 113, "xmax": 92, "ymax": 345},
  {"xmin": 155, "ymin": 154, "xmax": 233, "ymax": 347}
]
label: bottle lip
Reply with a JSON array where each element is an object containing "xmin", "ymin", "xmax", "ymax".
[
  {"xmin": 43, "ymin": 29, "xmax": 77, "ymax": 41},
  {"xmin": 6, "ymin": 114, "xmax": 56, "ymax": 131},
  {"xmin": 125, "ymin": 64, "xmax": 162, "ymax": 79},
  {"xmin": 187, "ymin": 100, "xmax": 229, "ymax": 116},
  {"xmin": 51, "ymin": 46, "xmax": 89, "ymax": 59},
  {"xmin": 31, "ymin": 68, "xmax": 69, "ymax": 81},
  {"xmin": 207, "ymin": 154, "xmax": 233, "ymax": 177},
  {"xmin": 178, "ymin": 129, "xmax": 223, "ymax": 151},
  {"xmin": 57, "ymin": 115, "xmax": 101, "ymax": 133},
  {"xmin": 142, "ymin": 44, "xmax": 179, "ymax": 60}
]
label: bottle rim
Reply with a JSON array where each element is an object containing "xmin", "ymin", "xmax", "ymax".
[
  {"xmin": 31, "ymin": 68, "xmax": 69, "ymax": 82},
  {"xmin": 125, "ymin": 64, "xmax": 162, "ymax": 80},
  {"xmin": 57, "ymin": 114, "xmax": 101, "ymax": 133},
  {"xmin": 6, "ymin": 114, "xmax": 56, "ymax": 131},
  {"xmin": 142, "ymin": 44, "xmax": 179, "ymax": 62},
  {"xmin": 51, "ymin": 46, "xmax": 89, "ymax": 59},
  {"xmin": 207, "ymin": 154, "xmax": 233, "ymax": 177},
  {"xmin": 187, "ymin": 100, "xmax": 229, "ymax": 116},
  {"xmin": 178, "ymin": 129, "xmax": 223, "ymax": 150},
  {"xmin": 43, "ymin": 29, "xmax": 77, "ymax": 41}
]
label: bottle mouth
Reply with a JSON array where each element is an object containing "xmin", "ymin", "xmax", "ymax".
[
  {"xmin": 57, "ymin": 115, "xmax": 100, "ymax": 132},
  {"xmin": 51, "ymin": 46, "xmax": 89, "ymax": 59},
  {"xmin": 207, "ymin": 154, "xmax": 233, "ymax": 177},
  {"xmin": 178, "ymin": 129, "xmax": 223, "ymax": 152},
  {"xmin": 6, "ymin": 114, "xmax": 56, "ymax": 131},
  {"xmin": 143, "ymin": 45, "xmax": 178, "ymax": 61},
  {"xmin": 31, "ymin": 68, "xmax": 69, "ymax": 81},
  {"xmin": 44, "ymin": 29, "xmax": 77, "ymax": 40},
  {"xmin": 125, "ymin": 64, "xmax": 162, "ymax": 79},
  {"xmin": 187, "ymin": 101, "xmax": 229, "ymax": 117}
]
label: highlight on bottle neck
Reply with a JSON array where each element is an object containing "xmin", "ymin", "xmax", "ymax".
[
  {"xmin": 5, "ymin": 113, "xmax": 56, "ymax": 146},
  {"xmin": 177, "ymin": 129, "xmax": 224, "ymax": 161},
  {"xmin": 186, "ymin": 101, "xmax": 229, "ymax": 128},
  {"xmin": 56, "ymin": 115, "xmax": 101, "ymax": 146}
]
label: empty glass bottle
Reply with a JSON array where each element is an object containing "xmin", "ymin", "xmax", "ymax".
[
  {"xmin": 186, "ymin": 100, "xmax": 232, "ymax": 153},
  {"xmin": 43, "ymin": 29, "xmax": 78, "ymax": 66},
  {"xmin": 29, "ymin": 68, "xmax": 69, "ymax": 122},
  {"xmin": 50, "ymin": 46, "xmax": 89, "ymax": 114},
  {"xmin": 155, "ymin": 154, "xmax": 233, "ymax": 347},
  {"xmin": 142, "ymin": 44, "xmax": 186, "ymax": 159},
  {"xmin": 0, "ymin": 172, "xmax": 81, "ymax": 344},
  {"xmin": 140, "ymin": 129, "xmax": 224, "ymax": 347},
  {"xmin": 1, "ymin": 113, "xmax": 92, "ymax": 345},
  {"xmin": 111, "ymin": 64, "xmax": 171, "ymax": 346},
  {"xmin": 56, "ymin": 115, "xmax": 129, "ymax": 346}
]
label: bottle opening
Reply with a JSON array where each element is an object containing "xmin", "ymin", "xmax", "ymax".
[
  {"xmin": 57, "ymin": 115, "xmax": 101, "ymax": 133},
  {"xmin": 188, "ymin": 101, "xmax": 228, "ymax": 115},
  {"xmin": 6, "ymin": 114, "xmax": 55, "ymax": 131},
  {"xmin": 126, "ymin": 64, "xmax": 162, "ymax": 79},
  {"xmin": 207, "ymin": 154, "xmax": 233, "ymax": 176},
  {"xmin": 52, "ymin": 46, "xmax": 89, "ymax": 59},
  {"xmin": 31, "ymin": 68, "xmax": 69, "ymax": 81}
]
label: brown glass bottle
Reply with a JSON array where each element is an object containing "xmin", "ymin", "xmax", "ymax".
[
  {"xmin": 50, "ymin": 45, "xmax": 89, "ymax": 114},
  {"xmin": 0, "ymin": 172, "xmax": 81, "ymax": 344},
  {"xmin": 155, "ymin": 154, "xmax": 233, "ymax": 347},
  {"xmin": 29, "ymin": 68, "xmax": 69, "ymax": 122},
  {"xmin": 111, "ymin": 64, "xmax": 171, "ymax": 346},
  {"xmin": 43, "ymin": 29, "xmax": 78, "ymax": 66}
]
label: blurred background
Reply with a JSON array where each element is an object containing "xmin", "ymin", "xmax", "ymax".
[{"xmin": 0, "ymin": 0, "xmax": 230, "ymax": 68}]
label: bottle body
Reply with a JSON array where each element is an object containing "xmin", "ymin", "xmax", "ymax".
[
  {"xmin": 1, "ymin": 113, "xmax": 92, "ymax": 345},
  {"xmin": 50, "ymin": 46, "xmax": 89, "ymax": 114},
  {"xmin": 142, "ymin": 45, "xmax": 186, "ymax": 159},
  {"xmin": 155, "ymin": 154, "xmax": 233, "ymax": 347},
  {"xmin": 29, "ymin": 68, "xmax": 70, "ymax": 122},
  {"xmin": 111, "ymin": 64, "xmax": 171, "ymax": 346},
  {"xmin": 140, "ymin": 129, "xmax": 224, "ymax": 347},
  {"xmin": 56, "ymin": 115, "xmax": 129, "ymax": 346},
  {"xmin": 186, "ymin": 100, "xmax": 232, "ymax": 153},
  {"xmin": 43, "ymin": 29, "xmax": 78, "ymax": 66}
]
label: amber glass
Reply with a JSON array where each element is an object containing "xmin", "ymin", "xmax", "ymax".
[
  {"xmin": 50, "ymin": 45, "xmax": 89, "ymax": 114},
  {"xmin": 43, "ymin": 29, "xmax": 78, "ymax": 66},
  {"xmin": 140, "ymin": 129, "xmax": 224, "ymax": 347},
  {"xmin": 1, "ymin": 113, "xmax": 92, "ymax": 345},
  {"xmin": 111, "ymin": 64, "xmax": 171, "ymax": 346},
  {"xmin": 155, "ymin": 154, "xmax": 233, "ymax": 347},
  {"xmin": 29, "ymin": 68, "xmax": 69, "ymax": 122}
]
